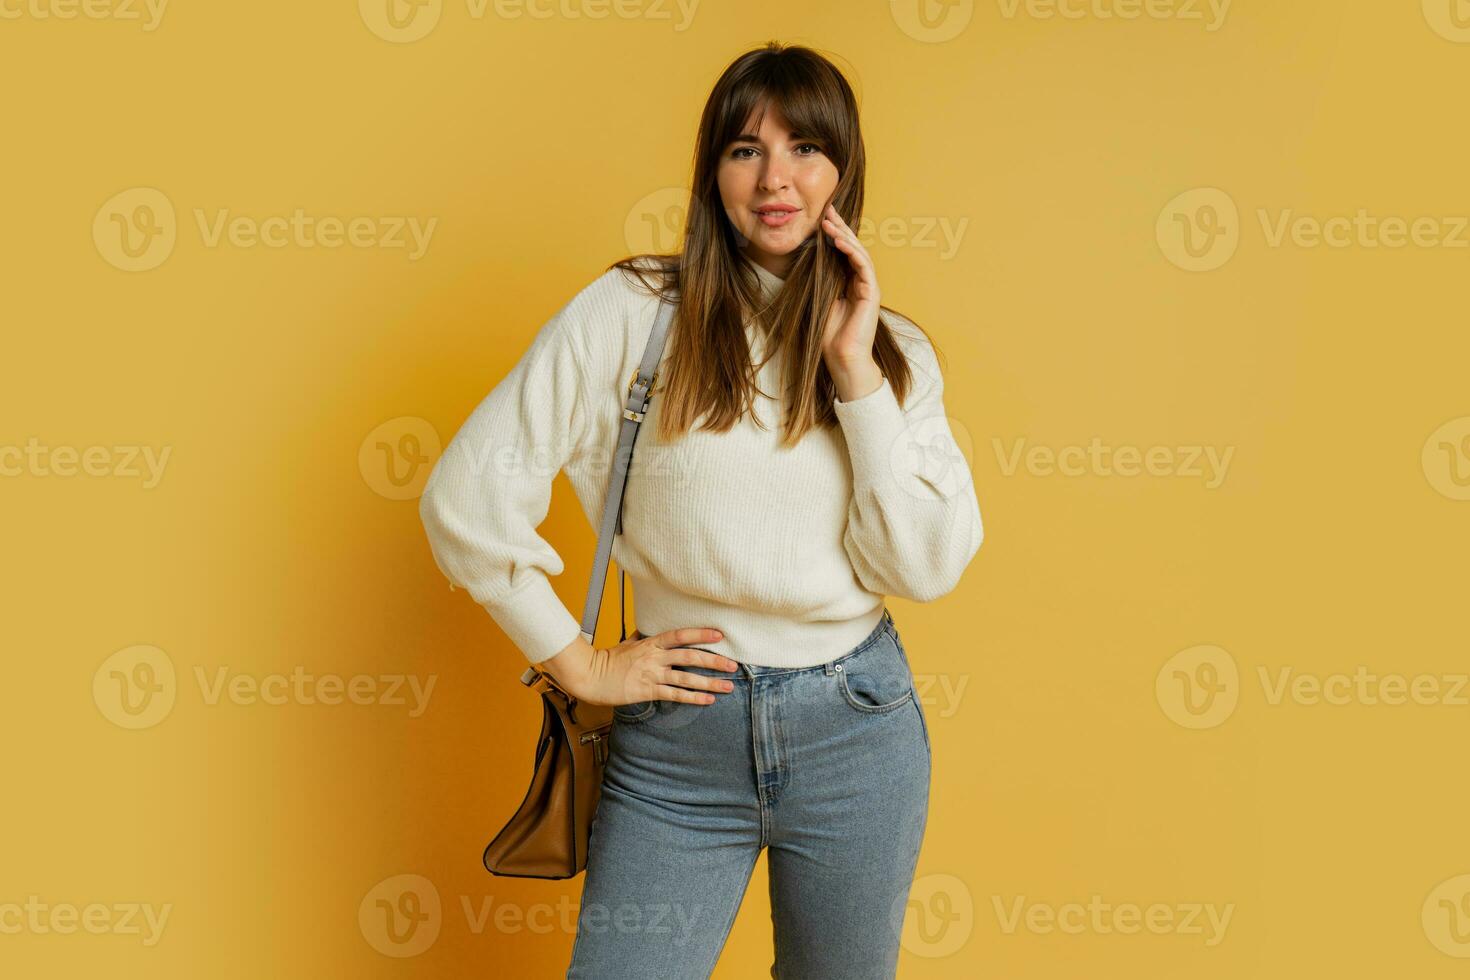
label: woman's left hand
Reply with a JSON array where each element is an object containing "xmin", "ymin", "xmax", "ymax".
[
  {"xmin": 819, "ymin": 203, "xmax": 882, "ymax": 373},
  {"xmin": 817, "ymin": 202, "xmax": 882, "ymax": 402}
]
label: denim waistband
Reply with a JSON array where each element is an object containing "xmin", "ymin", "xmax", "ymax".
[{"xmin": 729, "ymin": 608, "xmax": 894, "ymax": 680}]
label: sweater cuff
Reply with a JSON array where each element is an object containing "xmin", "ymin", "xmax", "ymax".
[
  {"xmin": 481, "ymin": 575, "xmax": 585, "ymax": 665},
  {"xmin": 832, "ymin": 376, "xmax": 908, "ymax": 478}
]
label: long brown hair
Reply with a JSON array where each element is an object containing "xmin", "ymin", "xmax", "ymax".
[{"xmin": 609, "ymin": 41, "xmax": 942, "ymax": 447}]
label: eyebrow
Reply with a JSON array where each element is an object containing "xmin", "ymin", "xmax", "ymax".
[{"xmin": 730, "ymin": 130, "xmax": 816, "ymax": 144}]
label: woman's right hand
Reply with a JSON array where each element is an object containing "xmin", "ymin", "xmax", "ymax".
[{"xmin": 538, "ymin": 627, "xmax": 739, "ymax": 707}]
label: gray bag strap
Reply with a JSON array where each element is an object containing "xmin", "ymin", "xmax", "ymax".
[{"xmin": 576, "ymin": 293, "xmax": 677, "ymax": 646}]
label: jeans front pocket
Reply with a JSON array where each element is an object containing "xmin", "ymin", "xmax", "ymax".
[
  {"xmin": 910, "ymin": 693, "xmax": 932, "ymax": 762},
  {"xmin": 836, "ymin": 629, "xmax": 915, "ymax": 714},
  {"xmin": 611, "ymin": 700, "xmax": 657, "ymax": 724}
]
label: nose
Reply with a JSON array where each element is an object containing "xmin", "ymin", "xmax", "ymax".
[{"xmin": 757, "ymin": 158, "xmax": 789, "ymax": 194}]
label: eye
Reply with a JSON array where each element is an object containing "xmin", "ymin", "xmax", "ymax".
[{"xmin": 728, "ymin": 142, "xmax": 824, "ymax": 160}]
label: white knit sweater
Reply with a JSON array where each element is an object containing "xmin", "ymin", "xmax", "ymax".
[{"xmin": 418, "ymin": 255, "xmax": 983, "ymax": 669}]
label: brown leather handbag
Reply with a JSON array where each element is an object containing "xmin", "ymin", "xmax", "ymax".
[{"xmin": 482, "ymin": 293, "xmax": 676, "ymax": 879}]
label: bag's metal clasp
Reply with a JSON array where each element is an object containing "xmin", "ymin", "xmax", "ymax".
[
  {"xmin": 522, "ymin": 665, "xmax": 577, "ymax": 707},
  {"xmin": 579, "ymin": 728, "xmax": 611, "ymax": 765},
  {"xmin": 627, "ymin": 368, "xmax": 658, "ymax": 397},
  {"xmin": 623, "ymin": 369, "xmax": 659, "ymax": 422}
]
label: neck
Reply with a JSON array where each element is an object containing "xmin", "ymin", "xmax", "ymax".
[
  {"xmin": 742, "ymin": 251, "xmax": 785, "ymax": 302},
  {"xmin": 741, "ymin": 248, "xmax": 789, "ymax": 281}
]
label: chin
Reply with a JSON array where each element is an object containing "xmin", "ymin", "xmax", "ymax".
[{"xmin": 754, "ymin": 232, "xmax": 804, "ymax": 251}]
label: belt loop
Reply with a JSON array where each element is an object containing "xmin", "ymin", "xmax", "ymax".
[{"xmin": 824, "ymin": 660, "xmax": 835, "ymax": 676}]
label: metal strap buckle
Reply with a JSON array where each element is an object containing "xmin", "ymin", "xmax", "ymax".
[{"xmin": 627, "ymin": 369, "xmax": 659, "ymax": 399}]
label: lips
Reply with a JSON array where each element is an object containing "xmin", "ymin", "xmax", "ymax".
[
  {"xmin": 754, "ymin": 204, "xmax": 799, "ymax": 214},
  {"xmin": 755, "ymin": 209, "xmax": 797, "ymax": 228}
]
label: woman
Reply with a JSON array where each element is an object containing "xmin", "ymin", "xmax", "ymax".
[{"xmin": 419, "ymin": 42, "xmax": 983, "ymax": 978}]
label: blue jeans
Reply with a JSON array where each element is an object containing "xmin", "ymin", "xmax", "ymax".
[{"xmin": 566, "ymin": 609, "xmax": 932, "ymax": 978}]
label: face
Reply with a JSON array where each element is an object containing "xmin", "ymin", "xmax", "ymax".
[{"xmin": 716, "ymin": 102, "xmax": 839, "ymax": 279}]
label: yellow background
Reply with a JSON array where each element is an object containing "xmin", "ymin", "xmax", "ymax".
[{"xmin": 3, "ymin": 1, "xmax": 1469, "ymax": 976}]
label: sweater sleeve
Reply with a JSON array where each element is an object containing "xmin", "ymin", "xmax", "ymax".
[
  {"xmin": 418, "ymin": 285, "xmax": 601, "ymax": 665},
  {"xmin": 833, "ymin": 318, "xmax": 983, "ymax": 602}
]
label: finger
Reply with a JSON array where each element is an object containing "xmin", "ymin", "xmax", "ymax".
[
  {"xmin": 824, "ymin": 221, "xmax": 852, "ymax": 248},
  {"xmin": 824, "ymin": 205, "xmax": 863, "ymax": 246},
  {"xmin": 661, "ymin": 666, "xmax": 737, "ymax": 694},
  {"xmin": 824, "ymin": 217, "xmax": 871, "ymax": 275},
  {"xmin": 832, "ymin": 220, "xmax": 869, "ymax": 263},
  {"xmin": 665, "ymin": 647, "xmax": 741, "ymax": 673},
  {"xmin": 823, "ymin": 213, "xmax": 860, "ymax": 250},
  {"xmin": 836, "ymin": 231, "xmax": 875, "ymax": 279},
  {"xmin": 653, "ymin": 627, "xmax": 723, "ymax": 648},
  {"xmin": 653, "ymin": 683, "xmax": 720, "ymax": 706},
  {"xmin": 828, "ymin": 230, "xmax": 874, "ymax": 284},
  {"xmin": 824, "ymin": 222, "xmax": 863, "ymax": 280}
]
